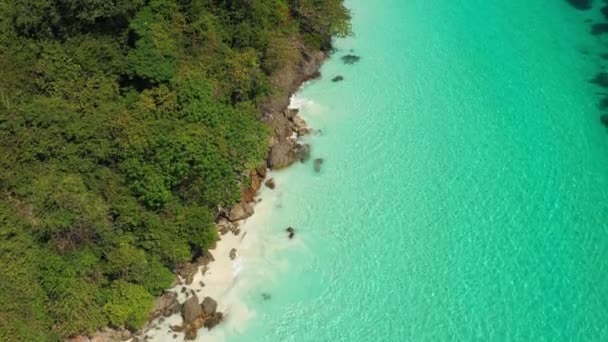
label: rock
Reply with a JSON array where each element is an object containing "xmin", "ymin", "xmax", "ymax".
[
  {"xmin": 292, "ymin": 116, "xmax": 307, "ymax": 132},
  {"xmin": 268, "ymin": 139, "xmax": 297, "ymax": 169},
  {"xmin": 331, "ymin": 75, "xmax": 344, "ymax": 82},
  {"xmin": 232, "ymin": 228, "xmax": 241, "ymax": 236},
  {"xmin": 199, "ymin": 281, "xmax": 205, "ymax": 287},
  {"xmin": 601, "ymin": 114, "xmax": 608, "ymax": 127},
  {"xmin": 181, "ymin": 294, "xmax": 202, "ymax": 324},
  {"xmin": 218, "ymin": 224, "xmax": 229, "ymax": 235},
  {"xmin": 261, "ymin": 293, "xmax": 272, "ymax": 300},
  {"xmin": 285, "ymin": 108, "xmax": 299, "ymax": 119},
  {"xmin": 151, "ymin": 292, "xmax": 179, "ymax": 319},
  {"xmin": 201, "ymin": 265, "xmax": 209, "ymax": 276},
  {"xmin": 286, "ymin": 227, "xmax": 295, "ymax": 239},
  {"xmin": 229, "ymin": 248, "xmax": 237, "ymax": 260},
  {"xmin": 256, "ymin": 163, "xmax": 267, "ymax": 178},
  {"xmin": 229, "ymin": 202, "xmax": 254, "ymax": 221},
  {"xmin": 341, "ymin": 54, "xmax": 361, "ymax": 64},
  {"xmin": 204, "ymin": 312, "xmax": 224, "ymax": 330},
  {"xmin": 196, "ymin": 250, "xmax": 215, "ymax": 265},
  {"xmin": 265, "ymin": 178, "xmax": 276, "ymax": 189},
  {"xmin": 178, "ymin": 263, "xmax": 199, "ymax": 286},
  {"xmin": 298, "ymin": 128, "xmax": 310, "ymax": 137},
  {"xmin": 216, "ymin": 218, "xmax": 235, "ymax": 235},
  {"xmin": 181, "ymin": 287, "xmax": 187, "ymax": 293},
  {"xmin": 314, "ymin": 158, "xmax": 324, "ymax": 172},
  {"xmin": 296, "ymin": 143, "xmax": 311, "ymax": 163},
  {"xmin": 201, "ymin": 297, "xmax": 218, "ymax": 315}
]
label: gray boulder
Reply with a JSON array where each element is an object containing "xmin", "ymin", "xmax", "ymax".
[
  {"xmin": 181, "ymin": 294, "xmax": 202, "ymax": 324},
  {"xmin": 265, "ymin": 178, "xmax": 276, "ymax": 189},
  {"xmin": 229, "ymin": 202, "xmax": 254, "ymax": 221},
  {"xmin": 268, "ymin": 140, "xmax": 296, "ymax": 169},
  {"xmin": 201, "ymin": 297, "xmax": 218, "ymax": 315}
]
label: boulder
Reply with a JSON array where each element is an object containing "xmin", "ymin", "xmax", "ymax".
[
  {"xmin": 341, "ymin": 54, "xmax": 361, "ymax": 64},
  {"xmin": 296, "ymin": 144, "xmax": 311, "ymax": 163},
  {"xmin": 229, "ymin": 248, "xmax": 237, "ymax": 260},
  {"xmin": 285, "ymin": 108, "xmax": 299, "ymax": 119},
  {"xmin": 298, "ymin": 128, "xmax": 310, "ymax": 137},
  {"xmin": 196, "ymin": 250, "xmax": 215, "ymax": 266},
  {"xmin": 203, "ymin": 312, "xmax": 224, "ymax": 330},
  {"xmin": 216, "ymin": 218, "xmax": 235, "ymax": 235},
  {"xmin": 151, "ymin": 292, "xmax": 179, "ymax": 319},
  {"xmin": 256, "ymin": 163, "xmax": 268, "ymax": 178},
  {"xmin": 181, "ymin": 294, "xmax": 202, "ymax": 324},
  {"xmin": 265, "ymin": 178, "xmax": 276, "ymax": 189},
  {"xmin": 201, "ymin": 297, "xmax": 218, "ymax": 315},
  {"xmin": 292, "ymin": 116, "xmax": 307, "ymax": 132},
  {"xmin": 232, "ymin": 228, "xmax": 241, "ymax": 236},
  {"xmin": 178, "ymin": 263, "xmax": 199, "ymax": 286},
  {"xmin": 268, "ymin": 139, "xmax": 296, "ymax": 169},
  {"xmin": 313, "ymin": 158, "xmax": 324, "ymax": 172},
  {"xmin": 331, "ymin": 75, "xmax": 344, "ymax": 82},
  {"xmin": 229, "ymin": 202, "xmax": 254, "ymax": 221},
  {"xmin": 286, "ymin": 227, "xmax": 295, "ymax": 239}
]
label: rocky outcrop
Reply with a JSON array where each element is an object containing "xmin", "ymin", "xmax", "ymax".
[
  {"xmin": 229, "ymin": 202, "xmax": 254, "ymax": 221},
  {"xmin": 178, "ymin": 294, "xmax": 224, "ymax": 340}
]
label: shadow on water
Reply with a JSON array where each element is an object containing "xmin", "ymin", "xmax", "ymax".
[{"xmin": 568, "ymin": 0, "xmax": 608, "ymax": 127}]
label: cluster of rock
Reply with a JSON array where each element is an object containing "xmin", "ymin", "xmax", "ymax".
[{"xmin": 170, "ymin": 294, "xmax": 223, "ymax": 340}]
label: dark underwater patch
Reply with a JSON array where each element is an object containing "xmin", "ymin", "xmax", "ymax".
[{"xmin": 565, "ymin": 0, "xmax": 593, "ymax": 10}]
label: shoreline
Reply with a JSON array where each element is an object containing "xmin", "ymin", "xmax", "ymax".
[{"xmin": 130, "ymin": 49, "xmax": 328, "ymax": 341}]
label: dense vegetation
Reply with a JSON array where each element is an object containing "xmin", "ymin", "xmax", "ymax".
[{"xmin": 0, "ymin": 0, "xmax": 349, "ymax": 340}]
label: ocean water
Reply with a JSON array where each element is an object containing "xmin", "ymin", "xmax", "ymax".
[{"xmin": 219, "ymin": 0, "xmax": 608, "ymax": 340}]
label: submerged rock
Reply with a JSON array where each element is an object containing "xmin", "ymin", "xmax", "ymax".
[
  {"xmin": 601, "ymin": 114, "xmax": 608, "ymax": 127},
  {"xmin": 286, "ymin": 227, "xmax": 295, "ymax": 239},
  {"xmin": 341, "ymin": 54, "xmax": 361, "ymax": 64},
  {"xmin": 332, "ymin": 75, "xmax": 344, "ymax": 82},
  {"xmin": 296, "ymin": 143, "xmax": 311, "ymax": 163},
  {"xmin": 591, "ymin": 72, "xmax": 608, "ymax": 87},
  {"xmin": 313, "ymin": 158, "xmax": 324, "ymax": 172}
]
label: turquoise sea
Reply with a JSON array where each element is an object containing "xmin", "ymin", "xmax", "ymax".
[{"xmin": 226, "ymin": 0, "xmax": 608, "ymax": 340}]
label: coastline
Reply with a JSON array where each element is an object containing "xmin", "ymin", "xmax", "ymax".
[{"xmin": 129, "ymin": 48, "xmax": 328, "ymax": 342}]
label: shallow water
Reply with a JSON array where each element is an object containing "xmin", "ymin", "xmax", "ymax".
[{"xmin": 185, "ymin": 1, "xmax": 608, "ymax": 340}]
